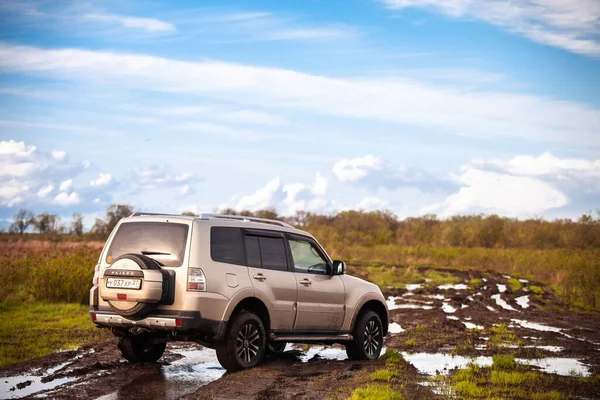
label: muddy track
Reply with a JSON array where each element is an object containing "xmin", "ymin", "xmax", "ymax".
[{"xmin": 2, "ymin": 267, "xmax": 599, "ymax": 399}]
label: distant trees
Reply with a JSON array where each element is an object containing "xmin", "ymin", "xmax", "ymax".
[
  {"xmin": 4, "ymin": 205, "xmax": 600, "ymax": 249},
  {"xmin": 8, "ymin": 209, "xmax": 33, "ymax": 235},
  {"xmin": 31, "ymin": 213, "xmax": 61, "ymax": 234}
]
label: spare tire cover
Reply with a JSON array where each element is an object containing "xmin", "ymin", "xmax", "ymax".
[{"xmin": 104, "ymin": 253, "xmax": 164, "ymax": 320}]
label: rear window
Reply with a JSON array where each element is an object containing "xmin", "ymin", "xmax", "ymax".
[
  {"xmin": 107, "ymin": 222, "xmax": 189, "ymax": 267},
  {"xmin": 210, "ymin": 227, "xmax": 245, "ymax": 266}
]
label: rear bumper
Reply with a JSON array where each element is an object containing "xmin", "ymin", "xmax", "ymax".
[{"xmin": 90, "ymin": 307, "xmax": 226, "ymax": 341}]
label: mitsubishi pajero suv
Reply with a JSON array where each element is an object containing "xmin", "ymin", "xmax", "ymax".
[{"xmin": 90, "ymin": 213, "xmax": 388, "ymax": 371}]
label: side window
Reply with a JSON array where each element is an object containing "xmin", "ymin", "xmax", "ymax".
[
  {"xmin": 210, "ymin": 227, "xmax": 245, "ymax": 266},
  {"xmin": 243, "ymin": 234, "xmax": 288, "ymax": 272},
  {"xmin": 244, "ymin": 236, "xmax": 262, "ymax": 268},
  {"xmin": 289, "ymin": 239, "xmax": 329, "ymax": 275}
]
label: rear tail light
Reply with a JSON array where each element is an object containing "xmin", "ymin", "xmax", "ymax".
[
  {"xmin": 187, "ymin": 268, "xmax": 206, "ymax": 292},
  {"xmin": 92, "ymin": 264, "xmax": 100, "ymax": 286}
]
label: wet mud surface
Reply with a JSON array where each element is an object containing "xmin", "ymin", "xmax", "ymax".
[{"xmin": 2, "ymin": 267, "xmax": 600, "ymax": 399}]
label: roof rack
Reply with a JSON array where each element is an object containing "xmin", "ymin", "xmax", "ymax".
[
  {"xmin": 200, "ymin": 213, "xmax": 293, "ymax": 228},
  {"xmin": 130, "ymin": 212, "xmax": 183, "ymax": 218}
]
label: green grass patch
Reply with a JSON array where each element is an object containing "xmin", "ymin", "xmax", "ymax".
[
  {"xmin": 371, "ymin": 369, "xmax": 399, "ymax": 382},
  {"xmin": 489, "ymin": 323, "xmax": 520, "ymax": 348},
  {"xmin": 0, "ymin": 302, "xmax": 111, "ymax": 367},
  {"xmin": 491, "ymin": 370, "xmax": 540, "ymax": 385},
  {"xmin": 469, "ymin": 278, "xmax": 483, "ymax": 287},
  {"xmin": 454, "ymin": 380, "xmax": 486, "ymax": 397},
  {"xmin": 349, "ymin": 384, "xmax": 403, "ymax": 400},
  {"xmin": 492, "ymin": 354, "xmax": 516, "ymax": 370},
  {"xmin": 531, "ymin": 285, "xmax": 545, "ymax": 295},
  {"xmin": 405, "ymin": 339, "xmax": 416, "ymax": 347},
  {"xmin": 381, "ymin": 349, "xmax": 403, "ymax": 367},
  {"xmin": 508, "ymin": 278, "xmax": 523, "ymax": 292}
]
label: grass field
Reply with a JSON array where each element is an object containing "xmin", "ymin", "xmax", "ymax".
[
  {"xmin": 0, "ymin": 237, "xmax": 598, "ymax": 368},
  {"xmin": 0, "ymin": 302, "xmax": 111, "ymax": 368}
]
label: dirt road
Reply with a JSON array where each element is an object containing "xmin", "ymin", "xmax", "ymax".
[{"xmin": 2, "ymin": 269, "xmax": 599, "ymax": 399}]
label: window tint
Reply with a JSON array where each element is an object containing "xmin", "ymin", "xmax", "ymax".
[
  {"xmin": 258, "ymin": 237, "xmax": 288, "ymax": 271},
  {"xmin": 289, "ymin": 239, "xmax": 329, "ymax": 275},
  {"xmin": 243, "ymin": 234, "xmax": 288, "ymax": 271},
  {"xmin": 244, "ymin": 236, "xmax": 262, "ymax": 268},
  {"xmin": 107, "ymin": 222, "xmax": 189, "ymax": 267},
  {"xmin": 210, "ymin": 227, "xmax": 245, "ymax": 266}
]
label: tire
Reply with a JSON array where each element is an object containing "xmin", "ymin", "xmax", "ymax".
[
  {"xmin": 345, "ymin": 310, "xmax": 383, "ymax": 361},
  {"xmin": 107, "ymin": 253, "xmax": 163, "ymax": 320},
  {"xmin": 216, "ymin": 311, "xmax": 266, "ymax": 372},
  {"xmin": 266, "ymin": 342, "xmax": 287, "ymax": 356},
  {"xmin": 118, "ymin": 335, "xmax": 166, "ymax": 363}
]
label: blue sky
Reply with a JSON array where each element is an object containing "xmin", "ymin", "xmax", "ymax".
[{"xmin": 1, "ymin": 0, "xmax": 599, "ymax": 228}]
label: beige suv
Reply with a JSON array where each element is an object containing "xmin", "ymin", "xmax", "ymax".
[{"xmin": 90, "ymin": 213, "xmax": 388, "ymax": 371}]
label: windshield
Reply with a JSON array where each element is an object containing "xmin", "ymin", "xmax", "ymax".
[{"xmin": 106, "ymin": 222, "xmax": 189, "ymax": 267}]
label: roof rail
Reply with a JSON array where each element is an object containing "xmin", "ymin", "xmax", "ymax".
[
  {"xmin": 200, "ymin": 213, "xmax": 293, "ymax": 228},
  {"xmin": 130, "ymin": 212, "xmax": 183, "ymax": 218}
]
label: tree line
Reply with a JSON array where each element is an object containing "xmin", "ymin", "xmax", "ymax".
[{"xmin": 6, "ymin": 205, "xmax": 600, "ymax": 249}]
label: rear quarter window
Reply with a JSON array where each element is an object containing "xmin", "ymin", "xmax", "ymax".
[
  {"xmin": 210, "ymin": 227, "xmax": 245, "ymax": 266},
  {"xmin": 107, "ymin": 222, "xmax": 189, "ymax": 267}
]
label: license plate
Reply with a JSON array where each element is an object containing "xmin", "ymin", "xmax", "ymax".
[{"xmin": 106, "ymin": 277, "xmax": 142, "ymax": 289}]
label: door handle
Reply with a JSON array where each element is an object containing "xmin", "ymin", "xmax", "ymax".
[
  {"xmin": 253, "ymin": 274, "xmax": 266, "ymax": 281},
  {"xmin": 299, "ymin": 279, "xmax": 311, "ymax": 286}
]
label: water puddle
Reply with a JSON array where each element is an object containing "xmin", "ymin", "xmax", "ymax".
[
  {"xmin": 491, "ymin": 294, "xmax": 518, "ymax": 311},
  {"xmin": 96, "ymin": 345, "xmax": 225, "ymax": 400},
  {"xmin": 497, "ymin": 284, "xmax": 507, "ymax": 293},
  {"xmin": 515, "ymin": 295, "xmax": 530, "ymax": 309},
  {"xmin": 403, "ymin": 352, "xmax": 591, "ymax": 377},
  {"xmin": 438, "ymin": 284, "xmax": 468, "ymax": 290},
  {"xmin": 299, "ymin": 346, "xmax": 347, "ymax": 362},
  {"xmin": 386, "ymin": 296, "xmax": 433, "ymax": 310},
  {"xmin": 511, "ymin": 319, "xmax": 561, "ymax": 333},
  {"xmin": 405, "ymin": 283, "xmax": 423, "ymax": 291},
  {"xmin": 517, "ymin": 357, "xmax": 590, "ymax": 377},
  {"xmin": 442, "ymin": 304, "xmax": 457, "ymax": 314},
  {"xmin": 1, "ymin": 361, "xmax": 78, "ymax": 399},
  {"xmin": 486, "ymin": 305, "xmax": 497, "ymax": 312},
  {"xmin": 388, "ymin": 322, "xmax": 405, "ymax": 334},
  {"xmin": 462, "ymin": 322, "xmax": 484, "ymax": 330},
  {"xmin": 426, "ymin": 294, "xmax": 446, "ymax": 300}
]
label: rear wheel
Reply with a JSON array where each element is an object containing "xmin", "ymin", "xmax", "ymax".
[
  {"xmin": 118, "ymin": 335, "xmax": 166, "ymax": 363},
  {"xmin": 345, "ymin": 310, "xmax": 383, "ymax": 361},
  {"xmin": 216, "ymin": 311, "xmax": 266, "ymax": 372}
]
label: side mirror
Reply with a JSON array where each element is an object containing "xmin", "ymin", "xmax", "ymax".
[{"xmin": 332, "ymin": 260, "xmax": 346, "ymax": 275}]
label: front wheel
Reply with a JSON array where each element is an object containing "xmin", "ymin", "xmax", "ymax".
[
  {"xmin": 118, "ymin": 335, "xmax": 166, "ymax": 363},
  {"xmin": 345, "ymin": 310, "xmax": 383, "ymax": 360},
  {"xmin": 216, "ymin": 311, "xmax": 266, "ymax": 371}
]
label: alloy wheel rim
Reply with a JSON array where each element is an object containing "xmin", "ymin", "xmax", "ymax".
[
  {"xmin": 236, "ymin": 323, "xmax": 260, "ymax": 363},
  {"xmin": 363, "ymin": 318, "xmax": 381, "ymax": 357}
]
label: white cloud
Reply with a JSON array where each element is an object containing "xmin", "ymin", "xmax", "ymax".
[
  {"xmin": 1, "ymin": 44, "xmax": 598, "ymax": 145},
  {"xmin": 236, "ymin": 178, "xmax": 282, "ymax": 211},
  {"xmin": 54, "ymin": 191, "xmax": 80, "ymax": 206},
  {"xmin": 282, "ymin": 173, "xmax": 329, "ymax": 214},
  {"xmin": 356, "ymin": 196, "xmax": 388, "ymax": 211},
  {"xmin": 0, "ymin": 140, "xmax": 36, "ymax": 156},
  {"xmin": 90, "ymin": 173, "xmax": 112, "ymax": 186},
  {"xmin": 179, "ymin": 184, "xmax": 190, "ymax": 195},
  {"xmin": 37, "ymin": 183, "xmax": 54, "ymax": 198},
  {"xmin": 51, "ymin": 150, "xmax": 66, "ymax": 160},
  {"xmin": 379, "ymin": 0, "xmax": 600, "ymax": 57},
  {"xmin": 85, "ymin": 13, "xmax": 175, "ymax": 32},
  {"xmin": 422, "ymin": 168, "xmax": 568, "ymax": 218},
  {"xmin": 59, "ymin": 179, "xmax": 72, "ymax": 192},
  {"xmin": 134, "ymin": 165, "xmax": 194, "ymax": 190},
  {"xmin": 333, "ymin": 155, "xmax": 383, "ymax": 182},
  {"xmin": 477, "ymin": 152, "xmax": 600, "ymax": 180}
]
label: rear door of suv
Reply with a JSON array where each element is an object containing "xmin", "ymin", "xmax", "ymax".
[
  {"xmin": 244, "ymin": 229, "xmax": 297, "ymax": 331},
  {"xmin": 287, "ymin": 234, "xmax": 345, "ymax": 331}
]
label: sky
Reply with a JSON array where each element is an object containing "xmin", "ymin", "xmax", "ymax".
[{"xmin": 0, "ymin": 0, "xmax": 599, "ymax": 229}]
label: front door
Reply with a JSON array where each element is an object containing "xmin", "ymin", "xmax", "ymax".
[{"xmin": 288, "ymin": 237, "xmax": 345, "ymax": 331}]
